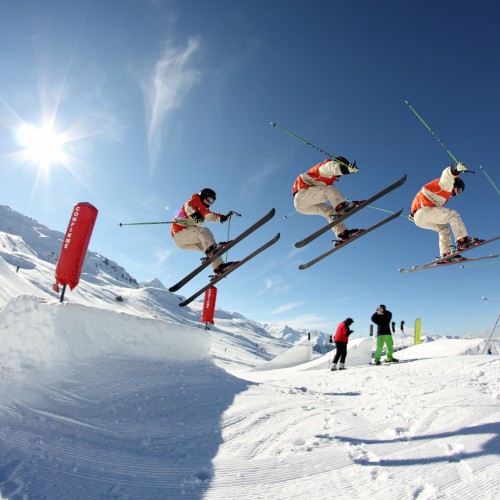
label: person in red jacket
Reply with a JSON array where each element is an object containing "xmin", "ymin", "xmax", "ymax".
[
  {"xmin": 293, "ymin": 157, "xmax": 364, "ymax": 244},
  {"xmin": 410, "ymin": 163, "xmax": 483, "ymax": 262},
  {"xmin": 171, "ymin": 188, "xmax": 236, "ymax": 275},
  {"xmin": 331, "ymin": 317, "xmax": 354, "ymax": 371}
]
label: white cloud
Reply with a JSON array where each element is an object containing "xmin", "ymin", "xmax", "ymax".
[
  {"xmin": 142, "ymin": 38, "xmax": 202, "ymax": 171},
  {"xmin": 257, "ymin": 274, "xmax": 293, "ymax": 296},
  {"xmin": 270, "ymin": 302, "xmax": 304, "ymax": 315},
  {"xmin": 155, "ymin": 247, "xmax": 175, "ymax": 264}
]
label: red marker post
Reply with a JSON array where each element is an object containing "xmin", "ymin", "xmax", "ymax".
[
  {"xmin": 53, "ymin": 202, "xmax": 98, "ymax": 301},
  {"xmin": 200, "ymin": 286, "xmax": 217, "ymax": 330}
]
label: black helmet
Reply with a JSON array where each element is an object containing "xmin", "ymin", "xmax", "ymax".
[
  {"xmin": 199, "ymin": 188, "xmax": 216, "ymax": 203},
  {"xmin": 452, "ymin": 177, "xmax": 465, "ymax": 196},
  {"xmin": 345, "ymin": 318, "xmax": 354, "ymax": 326},
  {"xmin": 334, "ymin": 156, "xmax": 349, "ymax": 166}
]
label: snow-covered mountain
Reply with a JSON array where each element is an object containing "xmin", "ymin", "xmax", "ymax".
[{"xmin": 0, "ymin": 204, "xmax": 320, "ymax": 351}]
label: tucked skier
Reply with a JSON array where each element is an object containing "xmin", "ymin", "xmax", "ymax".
[
  {"xmin": 331, "ymin": 318, "xmax": 354, "ymax": 371},
  {"xmin": 371, "ymin": 304, "xmax": 397, "ymax": 364},
  {"xmin": 171, "ymin": 188, "xmax": 237, "ymax": 275},
  {"xmin": 293, "ymin": 157, "xmax": 365, "ymax": 244},
  {"xmin": 410, "ymin": 163, "xmax": 484, "ymax": 263}
]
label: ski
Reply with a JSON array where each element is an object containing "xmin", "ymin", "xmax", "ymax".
[
  {"xmin": 399, "ymin": 254, "xmax": 499, "ymax": 273},
  {"xmin": 294, "ymin": 175, "xmax": 407, "ymax": 248},
  {"xmin": 169, "ymin": 208, "xmax": 276, "ymax": 292},
  {"xmin": 398, "ymin": 235, "xmax": 500, "ymax": 273},
  {"xmin": 178, "ymin": 233, "xmax": 281, "ymax": 307},
  {"xmin": 299, "ymin": 210, "xmax": 402, "ymax": 270}
]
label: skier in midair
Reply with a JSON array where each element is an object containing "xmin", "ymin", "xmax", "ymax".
[
  {"xmin": 171, "ymin": 188, "xmax": 237, "ymax": 275},
  {"xmin": 410, "ymin": 163, "xmax": 484, "ymax": 262},
  {"xmin": 293, "ymin": 157, "xmax": 364, "ymax": 244}
]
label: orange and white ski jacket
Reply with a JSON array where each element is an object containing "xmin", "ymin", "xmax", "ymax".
[
  {"xmin": 292, "ymin": 159, "xmax": 345, "ymax": 196},
  {"xmin": 170, "ymin": 194, "xmax": 223, "ymax": 237},
  {"xmin": 410, "ymin": 166, "xmax": 457, "ymax": 216}
]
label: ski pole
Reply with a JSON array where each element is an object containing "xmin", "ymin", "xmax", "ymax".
[
  {"xmin": 119, "ymin": 221, "xmax": 179, "ymax": 227},
  {"xmin": 404, "ymin": 99, "xmax": 476, "ymax": 173},
  {"xmin": 271, "ymin": 122, "xmax": 340, "ymax": 160},
  {"xmin": 366, "ymin": 205, "xmax": 411, "ymax": 219},
  {"xmin": 479, "ymin": 165, "xmax": 500, "ymax": 196},
  {"xmin": 283, "ymin": 205, "xmax": 411, "ymax": 220},
  {"xmin": 460, "ymin": 259, "xmax": 499, "ymax": 269},
  {"xmin": 404, "ymin": 99, "xmax": 459, "ymax": 163},
  {"xmin": 224, "ymin": 211, "xmax": 242, "ymax": 261}
]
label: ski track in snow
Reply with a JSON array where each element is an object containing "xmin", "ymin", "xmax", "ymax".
[{"xmin": 202, "ymin": 357, "xmax": 500, "ymax": 500}]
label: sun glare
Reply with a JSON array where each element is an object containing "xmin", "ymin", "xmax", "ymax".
[{"xmin": 16, "ymin": 123, "xmax": 65, "ymax": 170}]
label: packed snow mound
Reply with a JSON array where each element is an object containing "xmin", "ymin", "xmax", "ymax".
[
  {"xmin": 256, "ymin": 341, "xmax": 313, "ymax": 370},
  {"xmin": 0, "ymin": 294, "xmax": 211, "ymax": 383},
  {"xmin": 400, "ymin": 337, "xmax": 487, "ymax": 358}
]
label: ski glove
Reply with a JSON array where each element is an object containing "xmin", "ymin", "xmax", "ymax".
[
  {"xmin": 340, "ymin": 161, "xmax": 359, "ymax": 175},
  {"xmin": 451, "ymin": 162, "xmax": 467, "ymax": 175},
  {"xmin": 191, "ymin": 211, "xmax": 204, "ymax": 223},
  {"xmin": 220, "ymin": 211, "xmax": 236, "ymax": 223}
]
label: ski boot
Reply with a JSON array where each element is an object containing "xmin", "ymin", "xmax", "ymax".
[
  {"xmin": 212, "ymin": 261, "xmax": 239, "ymax": 278},
  {"xmin": 386, "ymin": 358, "xmax": 399, "ymax": 363},
  {"xmin": 437, "ymin": 252, "xmax": 466, "ymax": 264},
  {"xmin": 333, "ymin": 228, "xmax": 364, "ymax": 247},
  {"xmin": 334, "ymin": 200, "xmax": 365, "ymax": 216},
  {"xmin": 205, "ymin": 241, "xmax": 232, "ymax": 258},
  {"xmin": 338, "ymin": 363, "xmax": 346, "ymax": 370},
  {"xmin": 331, "ymin": 364, "xmax": 337, "ymax": 371},
  {"xmin": 456, "ymin": 236, "xmax": 484, "ymax": 251}
]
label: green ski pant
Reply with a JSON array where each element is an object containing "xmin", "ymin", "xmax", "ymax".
[{"xmin": 374, "ymin": 335, "xmax": 394, "ymax": 361}]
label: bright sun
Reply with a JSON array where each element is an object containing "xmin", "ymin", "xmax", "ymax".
[{"xmin": 16, "ymin": 123, "xmax": 66, "ymax": 170}]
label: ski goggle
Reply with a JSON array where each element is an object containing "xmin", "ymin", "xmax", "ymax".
[{"xmin": 205, "ymin": 197, "xmax": 215, "ymax": 204}]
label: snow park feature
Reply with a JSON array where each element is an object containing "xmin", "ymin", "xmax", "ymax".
[
  {"xmin": 201, "ymin": 286, "xmax": 217, "ymax": 329},
  {"xmin": 53, "ymin": 202, "xmax": 98, "ymax": 301}
]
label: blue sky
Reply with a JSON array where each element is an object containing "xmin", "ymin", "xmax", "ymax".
[{"xmin": 1, "ymin": 0, "xmax": 499, "ymax": 337}]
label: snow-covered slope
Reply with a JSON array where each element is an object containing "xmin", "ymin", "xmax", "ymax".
[{"xmin": 0, "ymin": 204, "xmax": 498, "ymax": 500}]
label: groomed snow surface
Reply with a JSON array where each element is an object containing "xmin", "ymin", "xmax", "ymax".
[
  {"xmin": 0, "ymin": 205, "xmax": 499, "ymax": 499},
  {"xmin": 1, "ymin": 294, "xmax": 498, "ymax": 500}
]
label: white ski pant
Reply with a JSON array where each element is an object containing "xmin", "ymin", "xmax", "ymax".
[
  {"xmin": 413, "ymin": 206, "xmax": 468, "ymax": 255},
  {"xmin": 293, "ymin": 185, "xmax": 347, "ymax": 237},
  {"xmin": 172, "ymin": 227, "xmax": 223, "ymax": 270}
]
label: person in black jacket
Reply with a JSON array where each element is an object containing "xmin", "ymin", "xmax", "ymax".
[{"xmin": 371, "ymin": 304, "xmax": 398, "ymax": 364}]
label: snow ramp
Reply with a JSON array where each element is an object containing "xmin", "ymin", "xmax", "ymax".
[{"xmin": 0, "ymin": 295, "xmax": 254, "ymax": 499}]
